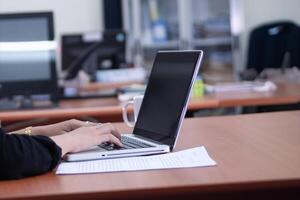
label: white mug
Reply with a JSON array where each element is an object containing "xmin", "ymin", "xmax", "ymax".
[{"xmin": 122, "ymin": 95, "xmax": 143, "ymax": 127}]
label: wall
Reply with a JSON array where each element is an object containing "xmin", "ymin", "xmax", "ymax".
[
  {"xmin": 0, "ymin": 0, "xmax": 104, "ymax": 70},
  {"xmin": 239, "ymin": 0, "xmax": 300, "ymax": 70}
]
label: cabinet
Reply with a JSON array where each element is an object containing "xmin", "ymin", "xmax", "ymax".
[{"xmin": 123, "ymin": 0, "xmax": 243, "ymax": 83}]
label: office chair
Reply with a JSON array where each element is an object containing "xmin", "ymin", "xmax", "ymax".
[
  {"xmin": 241, "ymin": 21, "xmax": 300, "ymax": 113},
  {"xmin": 245, "ymin": 21, "xmax": 300, "ymax": 76}
]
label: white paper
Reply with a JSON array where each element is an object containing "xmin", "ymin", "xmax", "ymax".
[{"xmin": 56, "ymin": 146, "xmax": 216, "ymax": 175}]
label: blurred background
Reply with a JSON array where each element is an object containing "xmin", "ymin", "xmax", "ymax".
[
  {"xmin": 1, "ymin": 0, "xmax": 299, "ymax": 79},
  {"xmin": 0, "ymin": 0, "xmax": 300, "ymax": 127}
]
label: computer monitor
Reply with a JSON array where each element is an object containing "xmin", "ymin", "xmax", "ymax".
[
  {"xmin": 0, "ymin": 12, "xmax": 58, "ymax": 106},
  {"xmin": 61, "ymin": 30, "xmax": 126, "ymax": 80}
]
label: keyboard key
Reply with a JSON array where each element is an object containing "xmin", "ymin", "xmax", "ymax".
[{"xmin": 98, "ymin": 136, "xmax": 154, "ymax": 151}]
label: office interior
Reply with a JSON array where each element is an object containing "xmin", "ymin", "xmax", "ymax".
[
  {"xmin": 0, "ymin": 0, "xmax": 300, "ymax": 128},
  {"xmin": 1, "ymin": 0, "xmax": 300, "ymax": 199}
]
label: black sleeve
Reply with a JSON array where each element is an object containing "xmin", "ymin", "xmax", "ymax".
[{"xmin": 0, "ymin": 128, "xmax": 62, "ymax": 180}]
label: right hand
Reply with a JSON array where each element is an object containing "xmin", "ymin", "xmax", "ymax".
[{"xmin": 51, "ymin": 123, "xmax": 122, "ymax": 157}]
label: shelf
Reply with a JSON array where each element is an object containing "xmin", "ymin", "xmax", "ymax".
[
  {"xmin": 123, "ymin": 0, "xmax": 237, "ymax": 71},
  {"xmin": 192, "ymin": 37, "xmax": 232, "ymax": 47},
  {"xmin": 141, "ymin": 40, "xmax": 180, "ymax": 49}
]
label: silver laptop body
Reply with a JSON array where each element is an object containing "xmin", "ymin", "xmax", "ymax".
[{"xmin": 65, "ymin": 50, "xmax": 203, "ymax": 161}]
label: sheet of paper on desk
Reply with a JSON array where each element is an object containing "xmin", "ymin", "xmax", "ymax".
[{"xmin": 56, "ymin": 146, "xmax": 216, "ymax": 175}]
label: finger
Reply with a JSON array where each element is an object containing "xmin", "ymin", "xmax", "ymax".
[
  {"xmin": 106, "ymin": 123, "xmax": 122, "ymax": 140},
  {"xmin": 94, "ymin": 123, "xmax": 121, "ymax": 141},
  {"xmin": 99, "ymin": 123, "xmax": 121, "ymax": 140},
  {"xmin": 113, "ymin": 127, "xmax": 122, "ymax": 140},
  {"xmin": 84, "ymin": 121, "xmax": 99, "ymax": 127},
  {"xmin": 67, "ymin": 119, "xmax": 84, "ymax": 130},
  {"xmin": 70, "ymin": 119, "xmax": 98, "ymax": 128},
  {"xmin": 106, "ymin": 134, "xmax": 123, "ymax": 147}
]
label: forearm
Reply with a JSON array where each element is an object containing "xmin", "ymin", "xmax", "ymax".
[
  {"xmin": 11, "ymin": 125, "xmax": 58, "ymax": 137},
  {"xmin": 32, "ymin": 125, "xmax": 57, "ymax": 136},
  {"xmin": 0, "ymin": 130, "xmax": 61, "ymax": 180}
]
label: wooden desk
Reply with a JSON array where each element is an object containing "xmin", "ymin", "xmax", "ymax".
[
  {"xmin": 210, "ymin": 81, "xmax": 300, "ymax": 107},
  {"xmin": 0, "ymin": 111, "xmax": 300, "ymax": 200},
  {"xmin": 0, "ymin": 82, "xmax": 300, "ymax": 125},
  {"xmin": 0, "ymin": 96, "xmax": 218, "ymax": 126}
]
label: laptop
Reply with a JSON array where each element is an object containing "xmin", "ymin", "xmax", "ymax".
[{"xmin": 65, "ymin": 50, "xmax": 203, "ymax": 161}]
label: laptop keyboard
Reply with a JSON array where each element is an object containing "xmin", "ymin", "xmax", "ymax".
[{"xmin": 98, "ymin": 136, "xmax": 154, "ymax": 151}]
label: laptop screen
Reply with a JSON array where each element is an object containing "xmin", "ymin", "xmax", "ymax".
[{"xmin": 133, "ymin": 51, "xmax": 202, "ymax": 148}]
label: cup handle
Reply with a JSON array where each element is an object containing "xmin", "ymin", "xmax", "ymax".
[{"xmin": 122, "ymin": 100, "xmax": 135, "ymax": 127}]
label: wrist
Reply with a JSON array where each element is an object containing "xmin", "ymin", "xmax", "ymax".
[
  {"xmin": 51, "ymin": 134, "xmax": 74, "ymax": 157},
  {"xmin": 30, "ymin": 126, "xmax": 41, "ymax": 136},
  {"xmin": 24, "ymin": 126, "xmax": 33, "ymax": 136},
  {"xmin": 32, "ymin": 125, "xmax": 56, "ymax": 136}
]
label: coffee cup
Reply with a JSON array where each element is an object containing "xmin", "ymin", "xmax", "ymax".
[{"xmin": 122, "ymin": 95, "xmax": 143, "ymax": 127}]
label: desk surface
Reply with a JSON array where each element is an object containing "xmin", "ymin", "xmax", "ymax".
[
  {"xmin": 208, "ymin": 81, "xmax": 300, "ymax": 107},
  {"xmin": 0, "ymin": 111, "xmax": 300, "ymax": 200},
  {"xmin": 0, "ymin": 82, "xmax": 300, "ymax": 124}
]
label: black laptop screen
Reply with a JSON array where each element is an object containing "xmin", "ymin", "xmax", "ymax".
[{"xmin": 133, "ymin": 51, "xmax": 202, "ymax": 148}]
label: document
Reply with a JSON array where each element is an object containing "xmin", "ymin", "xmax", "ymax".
[{"xmin": 56, "ymin": 146, "xmax": 216, "ymax": 175}]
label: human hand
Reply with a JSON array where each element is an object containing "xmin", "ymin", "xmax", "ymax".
[
  {"xmin": 51, "ymin": 123, "xmax": 122, "ymax": 156},
  {"xmin": 31, "ymin": 119, "xmax": 97, "ymax": 136}
]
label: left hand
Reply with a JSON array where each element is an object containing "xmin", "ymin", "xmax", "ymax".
[{"xmin": 14, "ymin": 119, "xmax": 98, "ymax": 137}]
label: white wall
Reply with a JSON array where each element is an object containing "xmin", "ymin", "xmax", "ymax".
[
  {"xmin": 239, "ymin": 0, "xmax": 300, "ymax": 69},
  {"xmin": 0, "ymin": 0, "xmax": 104, "ymax": 39},
  {"xmin": 0, "ymin": 0, "xmax": 104, "ymax": 70}
]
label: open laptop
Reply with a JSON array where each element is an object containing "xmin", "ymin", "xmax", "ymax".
[{"xmin": 65, "ymin": 50, "xmax": 203, "ymax": 161}]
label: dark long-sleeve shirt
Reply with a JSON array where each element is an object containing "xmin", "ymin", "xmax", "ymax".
[{"xmin": 0, "ymin": 128, "xmax": 61, "ymax": 180}]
